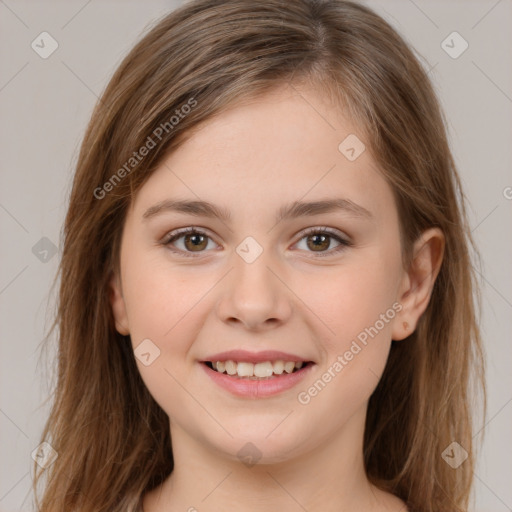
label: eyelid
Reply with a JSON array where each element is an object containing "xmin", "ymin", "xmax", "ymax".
[
  {"xmin": 161, "ymin": 226, "xmax": 217, "ymax": 247},
  {"xmin": 297, "ymin": 226, "xmax": 350, "ymax": 242},
  {"xmin": 161, "ymin": 226, "xmax": 212, "ymax": 242}
]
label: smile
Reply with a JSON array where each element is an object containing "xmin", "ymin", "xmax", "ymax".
[{"xmin": 200, "ymin": 350, "xmax": 315, "ymax": 398}]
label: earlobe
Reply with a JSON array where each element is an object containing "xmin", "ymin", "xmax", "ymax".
[
  {"xmin": 392, "ymin": 228, "xmax": 445, "ymax": 341},
  {"xmin": 108, "ymin": 272, "xmax": 130, "ymax": 335}
]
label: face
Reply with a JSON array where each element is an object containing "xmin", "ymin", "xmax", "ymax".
[{"xmin": 110, "ymin": 83, "xmax": 411, "ymax": 464}]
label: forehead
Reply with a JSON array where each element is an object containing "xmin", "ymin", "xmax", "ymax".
[{"xmin": 130, "ymin": 84, "xmax": 395, "ymax": 226}]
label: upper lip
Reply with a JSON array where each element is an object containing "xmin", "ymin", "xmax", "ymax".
[{"xmin": 201, "ymin": 350, "xmax": 312, "ymax": 364}]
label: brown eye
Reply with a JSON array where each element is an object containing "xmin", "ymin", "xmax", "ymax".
[
  {"xmin": 306, "ymin": 233, "xmax": 331, "ymax": 252},
  {"xmin": 183, "ymin": 233, "xmax": 208, "ymax": 251},
  {"xmin": 295, "ymin": 228, "xmax": 351, "ymax": 257},
  {"xmin": 164, "ymin": 228, "xmax": 217, "ymax": 256}
]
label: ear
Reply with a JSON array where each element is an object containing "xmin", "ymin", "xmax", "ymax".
[
  {"xmin": 108, "ymin": 271, "xmax": 130, "ymax": 335},
  {"xmin": 392, "ymin": 227, "xmax": 445, "ymax": 341}
]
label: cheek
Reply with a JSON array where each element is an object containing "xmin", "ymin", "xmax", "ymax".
[
  {"xmin": 295, "ymin": 245, "xmax": 402, "ymax": 411},
  {"xmin": 304, "ymin": 256, "xmax": 400, "ymax": 349},
  {"xmin": 122, "ymin": 250, "xmax": 210, "ymax": 347},
  {"xmin": 119, "ymin": 254, "xmax": 196, "ymax": 381},
  {"xmin": 292, "ymin": 273, "xmax": 399, "ymax": 452},
  {"xmin": 121, "ymin": 258, "xmax": 210, "ymax": 421}
]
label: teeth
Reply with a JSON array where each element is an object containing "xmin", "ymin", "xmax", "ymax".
[
  {"xmin": 237, "ymin": 362, "xmax": 254, "ymax": 377},
  {"xmin": 254, "ymin": 361, "xmax": 274, "ymax": 377},
  {"xmin": 211, "ymin": 360, "xmax": 306, "ymax": 378},
  {"xmin": 284, "ymin": 361, "xmax": 295, "ymax": 374},
  {"xmin": 224, "ymin": 360, "xmax": 237, "ymax": 375},
  {"xmin": 273, "ymin": 360, "xmax": 284, "ymax": 374}
]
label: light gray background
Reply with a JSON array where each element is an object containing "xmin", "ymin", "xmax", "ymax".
[{"xmin": 1, "ymin": 1, "xmax": 511, "ymax": 511}]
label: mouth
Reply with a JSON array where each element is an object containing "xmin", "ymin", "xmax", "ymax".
[
  {"xmin": 202, "ymin": 360, "xmax": 313, "ymax": 379},
  {"xmin": 199, "ymin": 352, "xmax": 315, "ymax": 398}
]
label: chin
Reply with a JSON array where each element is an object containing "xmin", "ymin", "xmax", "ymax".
[{"xmin": 204, "ymin": 418, "xmax": 313, "ymax": 465}]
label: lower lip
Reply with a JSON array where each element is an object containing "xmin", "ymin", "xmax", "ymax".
[{"xmin": 200, "ymin": 362, "xmax": 314, "ymax": 398}]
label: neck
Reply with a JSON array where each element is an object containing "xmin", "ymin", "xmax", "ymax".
[{"xmin": 143, "ymin": 406, "xmax": 403, "ymax": 512}]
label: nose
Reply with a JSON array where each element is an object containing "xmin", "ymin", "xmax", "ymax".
[{"xmin": 215, "ymin": 249, "xmax": 293, "ymax": 332}]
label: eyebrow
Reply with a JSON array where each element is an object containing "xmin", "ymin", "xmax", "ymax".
[{"xmin": 142, "ymin": 197, "xmax": 373, "ymax": 223}]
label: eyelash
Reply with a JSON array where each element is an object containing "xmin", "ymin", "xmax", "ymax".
[{"xmin": 161, "ymin": 226, "xmax": 352, "ymax": 258}]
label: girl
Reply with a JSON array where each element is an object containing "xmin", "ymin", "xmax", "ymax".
[{"xmin": 33, "ymin": 1, "xmax": 486, "ymax": 511}]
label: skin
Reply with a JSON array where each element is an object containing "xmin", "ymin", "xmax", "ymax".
[{"xmin": 109, "ymin": 83, "xmax": 444, "ymax": 512}]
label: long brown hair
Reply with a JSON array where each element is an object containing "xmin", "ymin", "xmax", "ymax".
[{"xmin": 33, "ymin": 1, "xmax": 486, "ymax": 510}]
